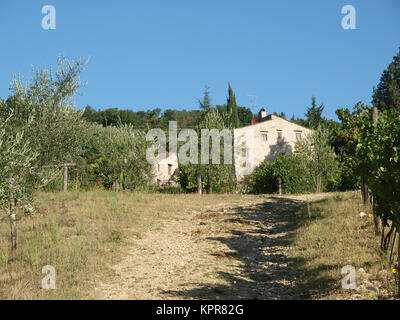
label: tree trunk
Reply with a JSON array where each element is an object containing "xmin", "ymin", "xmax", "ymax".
[
  {"xmin": 207, "ymin": 153, "xmax": 213, "ymax": 194},
  {"xmin": 277, "ymin": 177, "xmax": 282, "ymax": 195},
  {"xmin": 115, "ymin": 179, "xmax": 120, "ymax": 192},
  {"xmin": 373, "ymin": 215, "xmax": 382, "ymax": 235},
  {"xmin": 383, "ymin": 223, "xmax": 395, "ymax": 250},
  {"xmin": 361, "ymin": 176, "xmax": 369, "ymax": 205},
  {"xmin": 62, "ymin": 166, "xmax": 68, "ymax": 192},
  {"xmin": 316, "ymin": 175, "xmax": 322, "ymax": 193},
  {"xmin": 397, "ymin": 228, "xmax": 400, "ymax": 298},
  {"xmin": 372, "ymin": 106, "xmax": 378, "ymax": 123},
  {"xmin": 197, "ymin": 174, "xmax": 202, "ymax": 195},
  {"xmin": 390, "ymin": 232, "xmax": 398, "ymax": 266},
  {"xmin": 9, "ymin": 192, "xmax": 17, "ymax": 251},
  {"xmin": 380, "ymin": 225, "xmax": 385, "ymax": 249},
  {"xmin": 361, "ymin": 178, "xmax": 380, "ymax": 234},
  {"xmin": 207, "ymin": 175, "xmax": 213, "ymax": 194}
]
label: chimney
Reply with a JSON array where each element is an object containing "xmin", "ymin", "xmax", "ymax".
[{"xmin": 258, "ymin": 108, "xmax": 267, "ymax": 121}]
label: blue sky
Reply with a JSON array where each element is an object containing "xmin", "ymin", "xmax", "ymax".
[{"xmin": 0, "ymin": 0, "xmax": 399, "ymax": 121}]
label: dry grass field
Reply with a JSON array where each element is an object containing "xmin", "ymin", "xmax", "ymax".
[{"xmin": 0, "ymin": 190, "xmax": 397, "ymax": 299}]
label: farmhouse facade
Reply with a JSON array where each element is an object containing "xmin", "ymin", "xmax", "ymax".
[
  {"xmin": 152, "ymin": 152, "xmax": 179, "ymax": 186},
  {"xmin": 152, "ymin": 109, "xmax": 313, "ymax": 184},
  {"xmin": 234, "ymin": 108, "xmax": 313, "ymax": 180}
]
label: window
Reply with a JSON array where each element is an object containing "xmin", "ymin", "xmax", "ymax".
[
  {"xmin": 261, "ymin": 131, "xmax": 268, "ymax": 141},
  {"xmin": 157, "ymin": 164, "xmax": 160, "ymax": 172},
  {"xmin": 168, "ymin": 164, "xmax": 173, "ymax": 175},
  {"xmin": 277, "ymin": 131, "xmax": 283, "ymax": 139},
  {"xmin": 296, "ymin": 132, "xmax": 302, "ymax": 141}
]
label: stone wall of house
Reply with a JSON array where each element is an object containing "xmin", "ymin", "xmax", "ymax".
[
  {"xmin": 234, "ymin": 115, "xmax": 313, "ymax": 179},
  {"xmin": 152, "ymin": 153, "xmax": 179, "ymax": 186}
]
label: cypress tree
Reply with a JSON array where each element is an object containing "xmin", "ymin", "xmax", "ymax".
[
  {"xmin": 227, "ymin": 83, "xmax": 240, "ymax": 128},
  {"xmin": 305, "ymin": 96, "xmax": 325, "ymax": 129},
  {"xmin": 198, "ymin": 85, "xmax": 212, "ymax": 113}
]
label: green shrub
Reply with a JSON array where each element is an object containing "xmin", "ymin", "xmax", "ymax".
[
  {"xmin": 244, "ymin": 160, "xmax": 277, "ymax": 194},
  {"xmin": 246, "ymin": 153, "xmax": 317, "ymax": 194}
]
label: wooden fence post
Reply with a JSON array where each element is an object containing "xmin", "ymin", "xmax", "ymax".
[
  {"xmin": 39, "ymin": 163, "xmax": 75, "ymax": 192},
  {"xmin": 8, "ymin": 192, "xmax": 17, "ymax": 251},
  {"xmin": 197, "ymin": 174, "xmax": 202, "ymax": 195},
  {"xmin": 371, "ymin": 106, "xmax": 382, "ymax": 235},
  {"xmin": 207, "ymin": 153, "xmax": 213, "ymax": 194},
  {"xmin": 277, "ymin": 177, "xmax": 282, "ymax": 195},
  {"xmin": 361, "ymin": 176, "xmax": 369, "ymax": 206},
  {"xmin": 390, "ymin": 232, "xmax": 398, "ymax": 265},
  {"xmin": 397, "ymin": 231, "xmax": 400, "ymax": 298},
  {"xmin": 62, "ymin": 166, "xmax": 68, "ymax": 192}
]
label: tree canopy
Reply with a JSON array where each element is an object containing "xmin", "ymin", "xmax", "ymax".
[{"xmin": 372, "ymin": 49, "xmax": 400, "ymax": 111}]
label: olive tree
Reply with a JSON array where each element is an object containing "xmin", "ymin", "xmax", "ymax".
[
  {"xmin": 88, "ymin": 124, "xmax": 153, "ymax": 191},
  {"xmin": 296, "ymin": 125, "xmax": 339, "ymax": 193},
  {"xmin": 178, "ymin": 108, "xmax": 236, "ymax": 194},
  {"xmin": 0, "ymin": 56, "xmax": 90, "ymax": 251}
]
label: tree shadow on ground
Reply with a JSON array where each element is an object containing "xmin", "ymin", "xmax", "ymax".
[{"xmin": 162, "ymin": 196, "xmax": 337, "ymax": 300}]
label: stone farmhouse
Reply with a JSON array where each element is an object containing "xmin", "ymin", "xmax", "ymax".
[
  {"xmin": 153, "ymin": 108, "xmax": 313, "ymax": 184},
  {"xmin": 152, "ymin": 152, "xmax": 179, "ymax": 186},
  {"xmin": 233, "ymin": 108, "xmax": 313, "ymax": 180}
]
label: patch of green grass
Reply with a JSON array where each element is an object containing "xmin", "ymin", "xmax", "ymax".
[{"xmin": 106, "ymin": 230, "xmax": 122, "ymax": 243}]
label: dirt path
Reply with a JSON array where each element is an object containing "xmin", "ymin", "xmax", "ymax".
[{"xmin": 93, "ymin": 193, "xmax": 329, "ymax": 299}]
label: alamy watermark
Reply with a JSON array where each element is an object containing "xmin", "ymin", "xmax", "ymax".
[
  {"xmin": 146, "ymin": 121, "xmax": 255, "ymax": 176},
  {"xmin": 41, "ymin": 265, "xmax": 56, "ymax": 290},
  {"xmin": 38, "ymin": 263, "xmax": 361, "ymax": 291},
  {"xmin": 39, "ymin": 5, "xmax": 356, "ymax": 31},
  {"xmin": 341, "ymin": 5, "xmax": 356, "ymax": 30},
  {"xmin": 41, "ymin": 5, "xmax": 56, "ymax": 30},
  {"xmin": 341, "ymin": 265, "xmax": 356, "ymax": 289}
]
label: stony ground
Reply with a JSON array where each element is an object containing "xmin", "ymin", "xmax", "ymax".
[{"xmin": 92, "ymin": 193, "xmax": 329, "ymax": 300}]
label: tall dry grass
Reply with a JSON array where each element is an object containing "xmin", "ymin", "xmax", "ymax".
[
  {"xmin": 0, "ymin": 190, "xmax": 236, "ymax": 299},
  {"xmin": 288, "ymin": 192, "xmax": 397, "ymax": 299}
]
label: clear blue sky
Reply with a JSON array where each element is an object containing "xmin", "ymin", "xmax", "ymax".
[{"xmin": 0, "ymin": 0, "xmax": 399, "ymax": 121}]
